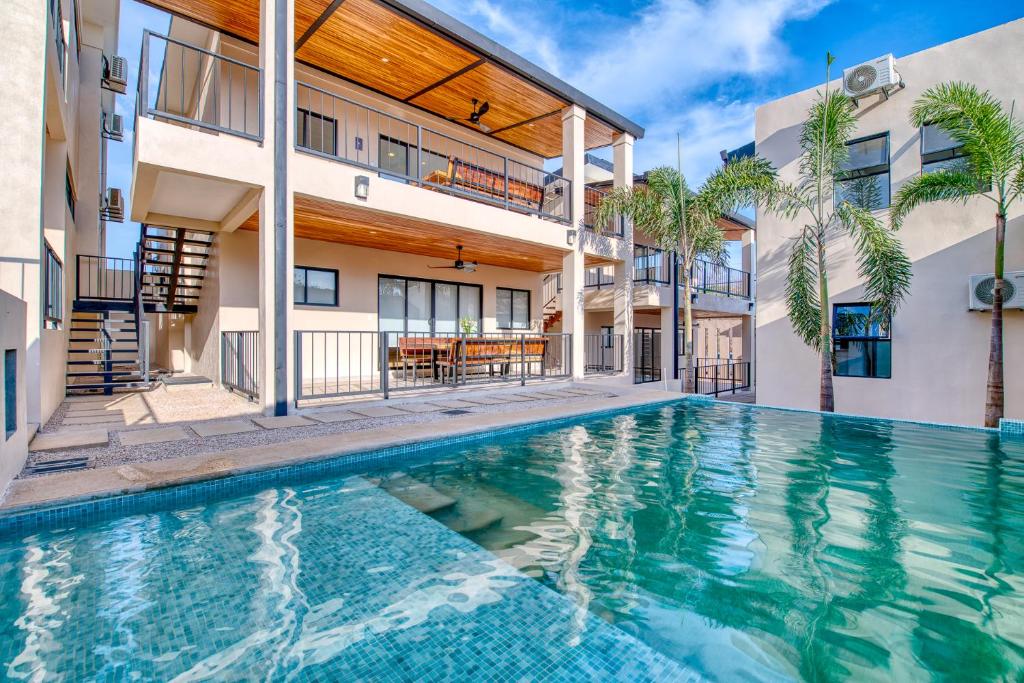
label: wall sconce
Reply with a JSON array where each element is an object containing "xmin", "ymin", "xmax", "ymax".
[
  {"xmin": 354, "ymin": 175, "xmax": 370, "ymax": 200},
  {"xmin": 566, "ymin": 229, "xmax": 576, "ymax": 246},
  {"xmin": 748, "ymin": 301, "xmax": 754, "ymax": 312},
  {"xmin": 690, "ymin": 292, "xmax": 698, "ymax": 304}
]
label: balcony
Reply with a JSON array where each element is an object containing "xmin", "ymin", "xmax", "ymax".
[
  {"xmin": 686, "ymin": 259, "xmax": 751, "ymax": 299},
  {"xmin": 294, "ymin": 82, "xmax": 571, "ymax": 223},
  {"xmin": 584, "ymin": 185, "xmax": 623, "ymax": 237}
]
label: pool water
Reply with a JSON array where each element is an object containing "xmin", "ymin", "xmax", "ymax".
[{"xmin": 1, "ymin": 401, "xmax": 1023, "ymax": 680}]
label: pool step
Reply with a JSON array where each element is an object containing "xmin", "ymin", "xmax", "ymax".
[
  {"xmin": 431, "ymin": 496, "xmax": 504, "ymax": 534},
  {"xmin": 378, "ymin": 474, "xmax": 456, "ymax": 514}
]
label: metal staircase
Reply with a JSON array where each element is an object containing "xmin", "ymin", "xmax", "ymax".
[
  {"xmin": 65, "ymin": 310, "xmax": 148, "ymax": 394},
  {"xmin": 139, "ymin": 225, "xmax": 214, "ymax": 313}
]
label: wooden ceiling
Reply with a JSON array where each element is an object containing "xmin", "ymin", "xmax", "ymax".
[
  {"xmin": 147, "ymin": 0, "xmax": 625, "ymax": 158},
  {"xmin": 239, "ymin": 195, "xmax": 577, "ymax": 271}
]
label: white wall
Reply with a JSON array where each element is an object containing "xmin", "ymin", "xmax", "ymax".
[
  {"xmin": 0, "ymin": 291, "xmax": 29, "ymax": 499},
  {"xmin": 755, "ymin": 19, "xmax": 1024, "ymax": 425}
]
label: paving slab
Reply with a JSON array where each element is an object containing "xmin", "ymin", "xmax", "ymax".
[
  {"xmin": 62, "ymin": 414, "xmax": 126, "ymax": 426},
  {"xmin": 564, "ymin": 388, "xmax": 606, "ymax": 396},
  {"xmin": 29, "ymin": 429, "xmax": 109, "ymax": 452},
  {"xmin": 307, "ymin": 410, "xmax": 363, "ymax": 424},
  {"xmin": 63, "ymin": 407, "xmax": 125, "ymax": 418},
  {"xmin": 118, "ymin": 427, "xmax": 190, "ymax": 446},
  {"xmin": 347, "ymin": 405, "xmax": 405, "ymax": 418},
  {"xmin": 432, "ymin": 399, "xmax": 477, "ymax": 409},
  {"xmin": 459, "ymin": 396, "xmax": 510, "ymax": 406},
  {"xmin": 391, "ymin": 402, "xmax": 446, "ymax": 414},
  {"xmin": 506, "ymin": 393, "xmax": 540, "ymax": 402},
  {"xmin": 189, "ymin": 420, "xmax": 259, "ymax": 437},
  {"xmin": 252, "ymin": 415, "xmax": 316, "ymax": 429}
]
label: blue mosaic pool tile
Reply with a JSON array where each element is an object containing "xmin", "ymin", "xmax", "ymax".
[
  {"xmin": 0, "ymin": 477, "xmax": 698, "ymax": 681},
  {"xmin": 1001, "ymin": 419, "xmax": 1024, "ymax": 435},
  {"xmin": 0, "ymin": 397, "xmax": 687, "ymax": 537}
]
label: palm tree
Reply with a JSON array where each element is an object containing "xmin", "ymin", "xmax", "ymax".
[
  {"xmin": 761, "ymin": 53, "xmax": 912, "ymax": 411},
  {"xmin": 890, "ymin": 82, "xmax": 1024, "ymax": 427},
  {"xmin": 595, "ymin": 138, "xmax": 777, "ymax": 391}
]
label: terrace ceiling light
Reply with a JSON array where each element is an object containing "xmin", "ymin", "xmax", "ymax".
[{"xmin": 354, "ymin": 175, "xmax": 369, "ymax": 200}]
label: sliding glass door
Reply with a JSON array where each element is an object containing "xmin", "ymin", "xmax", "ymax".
[{"xmin": 377, "ymin": 275, "xmax": 482, "ymax": 338}]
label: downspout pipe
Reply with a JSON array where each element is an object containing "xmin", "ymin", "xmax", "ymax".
[
  {"xmin": 273, "ymin": 0, "xmax": 288, "ymax": 415},
  {"xmin": 672, "ymin": 251, "xmax": 680, "ymax": 381}
]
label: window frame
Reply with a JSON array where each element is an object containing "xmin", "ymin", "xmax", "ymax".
[
  {"xmin": 43, "ymin": 241, "xmax": 63, "ymax": 329},
  {"xmin": 919, "ymin": 123, "xmax": 989, "ymax": 192},
  {"xmin": 378, "ymin": 134, "xmax": 450, "ymax": 182},
  {"xmin": 294, "ymin": 265, "xmax": 339, "ymax": 307},
  {"xmin": 835, "ymin": 132, "xmax": 891, "ymax": 210},
  {"xmin": 496, "ymin": 287, "xmax": 531, "ymax": 330},
  {"xmin": 4, "ymin": 348, "xmax": 15, "ymax": 440},
  {"xmin": 296, "ymin": 107, "xmax": 338, "ymax": 156},
  {"xmin": 832, "ymin": 302, "xmax": 892, "ymax": 380},
  {"xmin": 65, "ymin": 162, "xmax": 76, "ymax": 221},
  {"xmin": 376, "ymin": 274, "xmax": 483, "ymax": 336}
]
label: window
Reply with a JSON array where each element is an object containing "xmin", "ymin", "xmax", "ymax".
[
  {"xmin": 65, "ymin": 164, "xmax": 76, "ymax": 220},
  {"xmin": 294, "ymin": 266, "xmax": 338, "ymax": 306},
  {"xmin": 44, "ymin": 242, "xmax": 63, "ymax": 328},
  {"xmin": 833, "ymin": 303, "xmax": 891, "ymax": 379},
  {"xmin": 297, "ymin": 108, "xmax": 337, "ymax": 155},
  {"xmin": 378, "ymin": 135, "xmax": 449, "ymax": 182},
  {"xmin": 920, "ymin": 123, "xmax": 987, "ymax": 191},
  {"xmin": 5, "ymin": 349, "xmax": 15, "ymax": 440},
  {"xmin": 496, "ymin": 288, "xmax": 530, "ymax": 330},
  {"xmin": 836, "ymin": 133, "xmax": 890, "ymax": 210}
]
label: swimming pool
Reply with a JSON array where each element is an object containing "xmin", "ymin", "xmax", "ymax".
[{"xmin": 2, "ymin": 400, "xmax": 1023, "ymax": 680}]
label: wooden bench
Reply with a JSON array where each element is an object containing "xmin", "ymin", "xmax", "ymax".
[
  {"xmin": 424, "ymin": 158, "xmax": 544, "ymax": 210},
  {"xmin": 437, "ymin": 336, "xmax": 549, "ymax": 383},
  {"xmin": 397, "ymin": 336, "xmax": 442, "ymax": 381}
]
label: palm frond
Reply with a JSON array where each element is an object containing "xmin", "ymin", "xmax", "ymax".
[
  {"xmin": 1011, "ymin": 154, "xmax": 1024, "ymax": 204},
  {"xmin": 910, "ymin": 82, "xmax": 1024, "ymax": 187},
  {"xmin": 799, "ymin": 90, "xmax": 857, "ymax": 184},
  {"xmin": 889, "ymin": 169, "xmax": 980, "ymax": 228},
  {"xmin": 698, "ymin": 155, "xmax": 781, "ymax": 214},
  {"xmin": 785, "ymin": 229, "xmax": 823, "ymax": 351},
  {"xmin": 836, "ymin": 201, "xmax": 912, "ymax": 319}
]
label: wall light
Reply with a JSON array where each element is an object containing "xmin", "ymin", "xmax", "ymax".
[
  {"xmin": 566, "ymin": 229, "xmax": 576, "ymax": 246},
  {"xmin": 690, "ymin": 292, "xmax": 698, "ymax": 304},
  {"xmin": 354, "ymin": 175, "xmax": 370, "ymax": 200}
]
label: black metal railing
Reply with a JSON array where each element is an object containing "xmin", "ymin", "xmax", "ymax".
[
  {"xmin": 76, "ymin": 255, "xmax": 136, "ymax": 300},
  {"xmin": 222, "ymin": 331, "xmax": 259, "ymax": 399},
  {"xmin": 633, "ymin": 329, "xmax": 662, "ymax": 383},
  {"xmin": 584, "ymin": 266, "xmax": 616, "ymax": 289},
  {"xmin": 294, "ymin": 81, "xmax": 572, "ymax": 223},
  {"xmin": 634, "ymin": 245, "xmax": 671, "ymax": 285},
  {"xmin": 296, "ymin": 331, "xmax": 572, "ymax": 402},
  {"xmin": 694, "ymin": 359, "xmax": 751, "ymax": 396},
  {"xmin": 44, "ymin": 243, "xmax": 63, "ymax": 328},
  {"xmin": 138, "ymin": 30, "xmax": 263, "ymax": 141},
  {"xmin": 584, "ymin": 185, "xmax": 623, "ymax": 237},
  {"xmin": 584, "ymin": 333, "xmax": 623, "ymax": 374},
  {"xmin": 687, "ymin": 259, "xmax": 751, "ymax": 298}
]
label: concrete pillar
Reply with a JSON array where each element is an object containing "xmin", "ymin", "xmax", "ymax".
[
  {"xmin": 660, "ymin": 302, "xmax": 676, "ymax": 387},
  {"xmin": 742, "ymin": 230, "xmax": 756, "ymax": 384},
  {"xmin": 0, "ymin": 0, "xmax": 47, "ymax": 427},
  {"xmin": 561, "ymin": 105, "xmax": 586, "ymax": 379},
  {"xmin": 612, "ymin": 133, "xmax": 634, "ymax": 382},
  {"xmin": 75, "ymin": 44, "xmax": 104, "ymax": 256},
  {"xmin": 258, "ymin": 0, "xmax": 295, "ymax": 414}
]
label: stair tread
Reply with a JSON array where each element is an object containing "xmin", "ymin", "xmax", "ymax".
[{"xmin": 378, "ymin": 474, "xmax": 457, "ymax": 514}]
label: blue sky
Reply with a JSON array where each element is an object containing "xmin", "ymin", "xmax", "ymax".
[{"xmin": 104, "ymin": 0, "xmax": 1024, "ymax": 257}]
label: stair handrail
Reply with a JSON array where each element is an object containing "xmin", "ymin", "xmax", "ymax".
[{"xmin": 132, "ymin": 241, "xmax": 150, "ymax": 387}]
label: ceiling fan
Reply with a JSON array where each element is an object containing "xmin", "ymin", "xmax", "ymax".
[
  {"xmin": 429, "ymin": 245, "xmax": 478, "ymax": 273},
  {"xmin": 467, "ymin": 98, "xmax": 491, "ymax": 132}
]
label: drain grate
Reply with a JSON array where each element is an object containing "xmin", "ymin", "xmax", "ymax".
[
  {"xmin": 25, "ymin": 456, "xmax": 91, "ymax": 475},
  {"xmin": 443, "ymin": 409, "xmax": 472, "ymax": 416}
]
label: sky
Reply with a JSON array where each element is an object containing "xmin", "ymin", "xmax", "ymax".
[{"xmin": 104, "ymin": 0, "xmax": 1024, "ymax": 257}]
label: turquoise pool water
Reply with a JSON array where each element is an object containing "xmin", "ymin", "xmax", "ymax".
[{"xmin": 2, "ymin": 401, "xmax": 1023, "ymax": 680}]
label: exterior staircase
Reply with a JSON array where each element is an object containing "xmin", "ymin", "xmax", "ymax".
[
  {"xmin": 542, "ymin": 272, "xmax": 562, "ymax": 332},
  {"xmin": 543, "ymin": 309, "xmax": 562, "ymax": 332},
  {"xmin": 65, "ymin": 310, "xmax": 148, "ymax": 394},
  {"xmin": 139, "ymin": 225, "xmax": 214, "ymax": 312}
]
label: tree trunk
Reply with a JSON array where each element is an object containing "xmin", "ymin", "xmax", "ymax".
[
  {"xmin": 817, "ymin": 238, "xmax": 834, "ymax": 412},
  {"xmin": 683, "ymin": 274, "xmax": 694, "ymax": 393},
  {"xmin": 984, "ymin": 212, "xmax": 1006, "ymax": 428}
]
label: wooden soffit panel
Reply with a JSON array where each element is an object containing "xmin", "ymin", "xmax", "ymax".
[
  {"xmin": 239, "ymin": 195, "xmax": 567, "ymax": 271},
  {"xmin": 146, "ymin": 0, "xmax": 260, "ymax": 42},
  {"xmin": 296, "ymin": 0, "xmax": 480, "ymax": 101},
  {"xmin": 492, "ymin": 112, "xmax": 562, "ymax": 158},
  {"xmin": 408, "ymin": 62, "xmax": 567, "ymax": 137}
]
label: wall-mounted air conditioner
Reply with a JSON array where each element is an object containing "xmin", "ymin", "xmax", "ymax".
[
  {"xmin": 968, "ymin": 271, "xmax": 1024, "ymax": 311},
  {"xmin": 100, "ymin": 188, "xmax": 124, "ymax": 223},
  {"xmin": 842, "ymin": 54, "xmax": 903, "ymax": 105},
  {"xmin": 102, "ymin": 55, "xmax": 128, "ymax": 94},
  {"xmin": 101, "ymin": 112, "xmax": 123, "ymax": 141}
]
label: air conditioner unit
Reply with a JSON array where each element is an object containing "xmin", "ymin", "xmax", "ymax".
[
  {"xmin": 842, "ymin": 54, "xmax": 903, "ymax": 104},
  {"xmin": 968, "ymin": 271, "xmax": 1024, "ymax": 311},
  {"xmin": 102, "ymin": 55, "xmax": 128, "ymax": 94},
  {"xmin": 101, "ymin": 112, "xmax": 123, "ymax": 141},
  {"xmin": 100, "ymin": 188, "xmax": 124, "ymax": 223}
]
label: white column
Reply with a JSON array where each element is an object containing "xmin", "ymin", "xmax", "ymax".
[
  {"xmin": 741, "ymin": 230, "xmax": 756, "ymax": 386},
  {"xmin": 561, "ymin": 105, "xmax": 586, "ymax": 379},
  {"xmin": 612, "ymin": 133, "xmax": 634, "ymax": 382},
  {"xmin": 258, "ymin": 0, "xmax": 295, "ymax": 414}
]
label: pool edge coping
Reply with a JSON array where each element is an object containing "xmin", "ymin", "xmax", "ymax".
[{"xmin": 0, "ymin": 390, "xmax": 686, "ymax": 525}]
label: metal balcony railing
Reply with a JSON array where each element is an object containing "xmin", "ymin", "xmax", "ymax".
[
  {"xmin": 634, "ymin": 245, "xmax": 671, "ymax": 285},
  {"xmin": 76, "ymin": 255, "xmax": 137, "ymax": 301},
  {"xmin": 222, "ymin": 331, "xmax": 259, "ymax": 399},
  {"xmin": 687, "ymin": 259, "xmax": 751, "ymax": 299},
  {"xmin": 584, "ymin": 333, "xmax": 623, "ymax": 375},
  {"xmin": 294, "ymin": 81, "xmax": 572, "ymax": 224},
  {"xmin": 138, "ymin": 30, "xmax": 263, "ymax": 141},
  {"xmin": 584, "ymin": 185, "xmax": 623, "ymax": 237}
]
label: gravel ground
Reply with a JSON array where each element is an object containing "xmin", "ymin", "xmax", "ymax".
[{"xmin": 23, "ymin": 385, "xmax": 619, "ymax": 478}]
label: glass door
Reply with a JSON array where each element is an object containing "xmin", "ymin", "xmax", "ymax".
[{"xmin": 434, "ymin": 283, "xmax": 459, "ymax": 335}]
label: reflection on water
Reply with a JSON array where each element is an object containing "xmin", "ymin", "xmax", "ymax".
[
  {"xmin": 1, "ymin": 402, "xmax": 1023, "ymax": 681},
  {"xmin": 369, "ymin": 403, "xmax": 1024, "ymax": 681}
]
